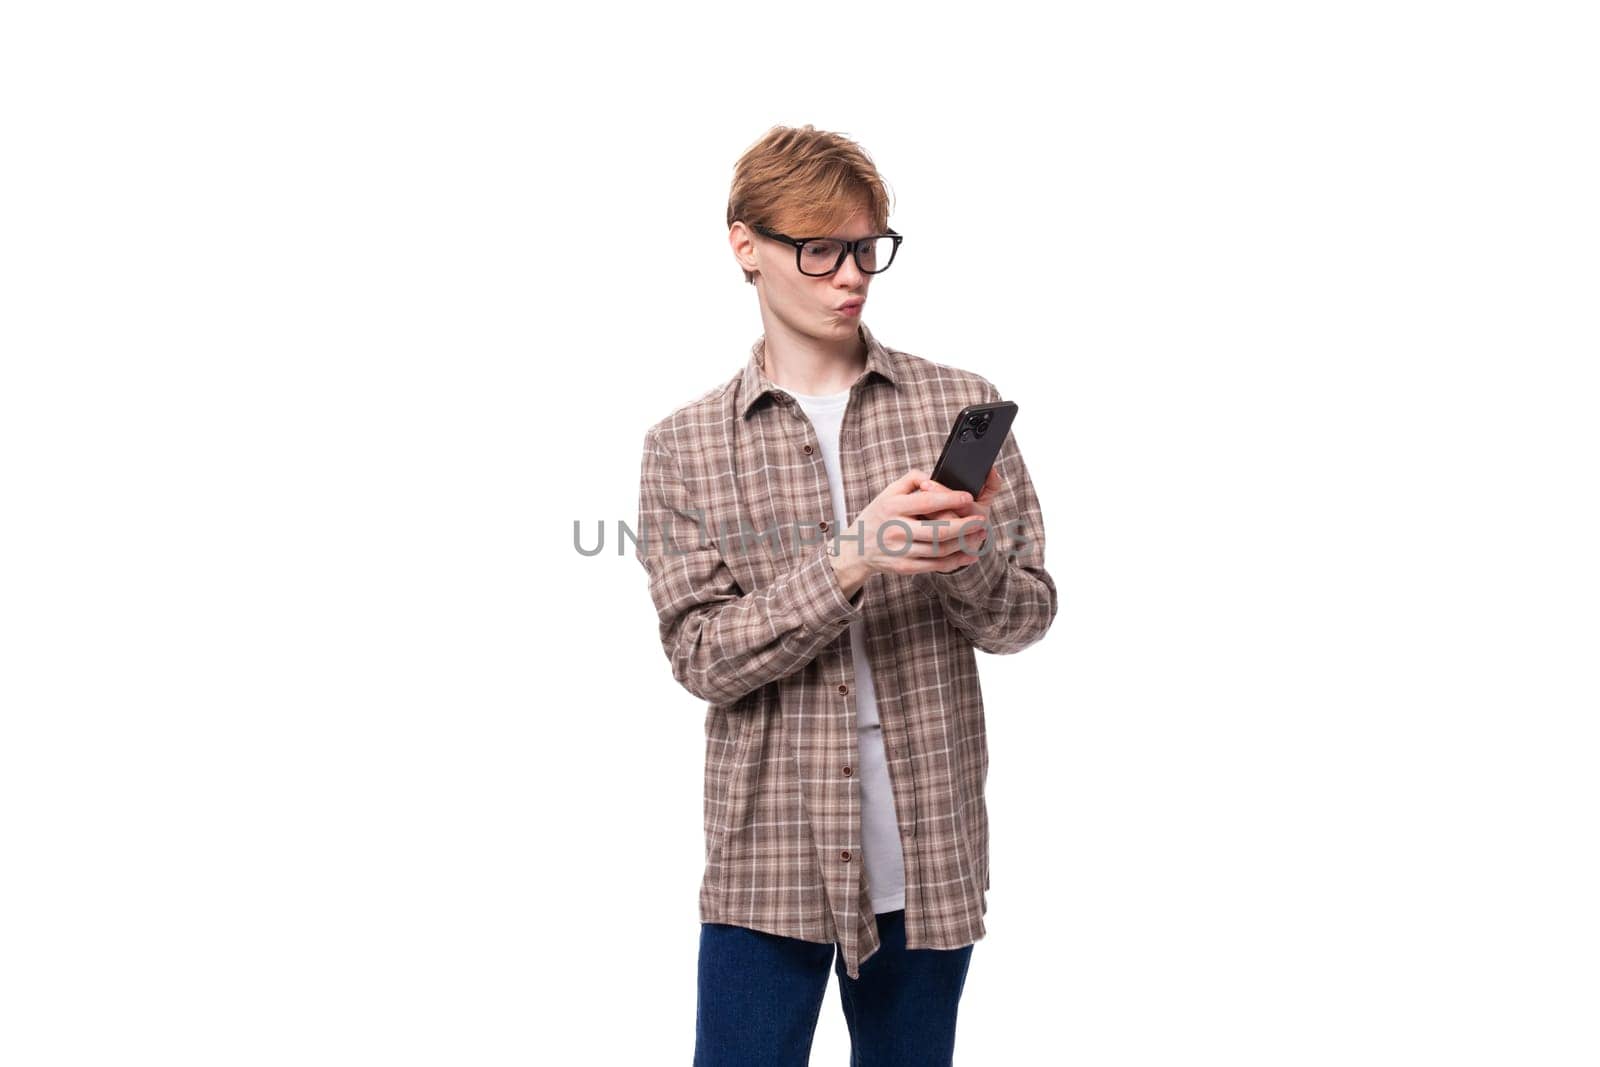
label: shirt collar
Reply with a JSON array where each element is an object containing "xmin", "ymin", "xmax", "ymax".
[{"xmin": 738, "ymin": 320, "xmax": 899, "ymax": 420}]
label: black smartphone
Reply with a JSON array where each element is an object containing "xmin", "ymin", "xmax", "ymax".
[{"xmin": 928, "ymin": 400, "xmax": 1018, "ymax": 499}]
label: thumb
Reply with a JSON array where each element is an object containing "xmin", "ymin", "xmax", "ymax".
[{"xmin": 894, "ymin": 468, "xmax": 930, "ymax": 493}]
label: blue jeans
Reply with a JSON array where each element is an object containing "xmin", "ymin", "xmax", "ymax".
[{"xmin": 694, "ymin": 909, "xmax": 974, "ymax": 1066}]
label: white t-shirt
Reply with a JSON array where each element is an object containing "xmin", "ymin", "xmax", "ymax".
[{"xmin": 788, "ymin": 383, "xmax": 906, "ymax": 914}]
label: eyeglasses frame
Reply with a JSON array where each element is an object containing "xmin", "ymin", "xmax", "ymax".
[{"xmin": 750, "ymin": 223, "xmax": 904, "ymax": 277}]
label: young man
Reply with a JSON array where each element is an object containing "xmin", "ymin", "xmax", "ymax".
[{"xmin": 635, "ymin": 124, "xmax": 1058, "ymax": 1066}]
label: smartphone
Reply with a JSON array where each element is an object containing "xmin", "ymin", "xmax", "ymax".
[{"xmin": 928, "ymin": 400, "xmax": 1018, "ymax": 499}]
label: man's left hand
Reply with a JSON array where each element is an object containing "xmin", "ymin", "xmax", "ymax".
[{"xmin": 916, "ymin": 467, "xmax": 1001, "ymax": 550}]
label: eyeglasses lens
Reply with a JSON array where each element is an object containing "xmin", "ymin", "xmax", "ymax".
[{"xmin": 798, "ymin": 236, "xmax": 895, "ymax": 276}]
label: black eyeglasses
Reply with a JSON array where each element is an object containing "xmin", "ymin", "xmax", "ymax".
[{"xmin": 751, "ymin": 223, "xmax": 903, "ymax": 277}]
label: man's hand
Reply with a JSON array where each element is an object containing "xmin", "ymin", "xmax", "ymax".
[
  {"xmin": 915, "ymin": 466, "xmax": 1001, "ymax": 543},
  {"xmin": 829, "ymin": 468, "xmax": 990, "ymax": 594}
]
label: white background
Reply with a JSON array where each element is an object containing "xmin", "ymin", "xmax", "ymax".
[{"xmin": 3, "ymin": 2, "xmax": 1597, "ymax": 1064}]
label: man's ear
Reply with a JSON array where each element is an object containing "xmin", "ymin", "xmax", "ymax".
[{"xmin": 729, "ymin": 222, "xmax": 758, "ymax": 274}]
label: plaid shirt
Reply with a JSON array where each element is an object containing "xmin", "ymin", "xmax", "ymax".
[{"xmin": 634, "ymin": 320, "xmax": 1057, "ymax": 979}]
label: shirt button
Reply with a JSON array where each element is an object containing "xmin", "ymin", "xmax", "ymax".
[
  {"xmin": 818, "ymin": 520, "xmax": 829, "ymax": 533},
  {"xmin": 803, "ymin": 444, "xmax": 813, "ymax": 454},
  {"xmin": 840, "ymin": 850, "xmax": 851, "ymax": 862},
  {"xmin": 837, "ymin": 684, "xmax": 848, "ymax": 695},
  {"xmin": 842, "ymin": 766, "xmax": 852, "ymax": 776}
]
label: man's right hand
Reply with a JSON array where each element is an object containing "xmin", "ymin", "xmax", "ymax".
[{"xmin": 829, "ymin": 468, "xmax": 989, "ymax": 594}]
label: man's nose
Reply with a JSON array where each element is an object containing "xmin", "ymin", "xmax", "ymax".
[{"xmin": 834, "ymin": 250, "xmax": 865, "ymax": 285}]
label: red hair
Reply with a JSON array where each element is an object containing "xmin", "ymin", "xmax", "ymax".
[{"xmin": 726, "ymin": 124, "xmax": 895, "ymax": 285}]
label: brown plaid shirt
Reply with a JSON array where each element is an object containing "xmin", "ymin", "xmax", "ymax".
[{"xmin": 634, "ymin": 320, "xmax": 1057, "ymax": 979}]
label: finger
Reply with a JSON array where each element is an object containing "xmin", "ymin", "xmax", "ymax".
[
  {"xmin": 890, "ymin": 488, "xmax": 972, "ymax": 516},
  {"xmin": 910, "ymin": 474, "xmax": 978, "ymax": 518},
  {"xmin": 893, "ymin": 529, "xmax": 986, "ymax": 557},
  {"xmin": 884, "ymin": 554, "xmax": 975, "ymax": 575},
  {"xmin": 918, "ymin": 477, "xmax": 986, "ymax": 512},
  {"xmin": 889, "ymin": 538, "xmax": 985, "ymax": 566},
  {"xmin": 905, "ymin": 502, "xmax": 977, "ymax": 525},
  {"xmin": 902, "ymin": 515, "xmax": 990, "ymax": 545},
  {"xmin": 891, "ymin": 469, "xmax": 931, "ymax": 494},
  {"xmin": 876, "ymin": 514, "xmax": 987, "ymax": 554}
]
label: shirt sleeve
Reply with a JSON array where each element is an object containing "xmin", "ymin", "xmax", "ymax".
[
  {"xmin": 636, "ymin": 427, "xmax": 867, "ymax": 705},
  {"xmin": 914, "ymin": 379, "xmax": 1059, "ymax": 654}
]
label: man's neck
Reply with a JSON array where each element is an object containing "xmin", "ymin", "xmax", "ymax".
[{"xmin": 760, "ymin": 319, "xmax": 868, "ymax": 396}]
